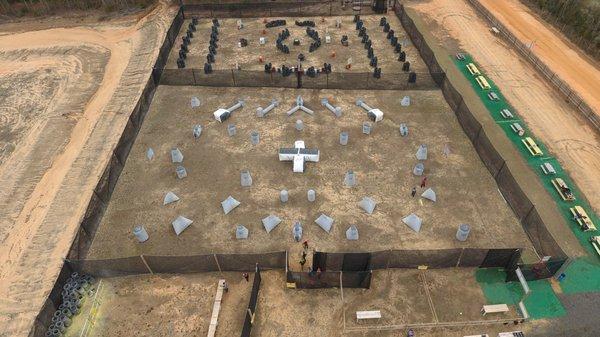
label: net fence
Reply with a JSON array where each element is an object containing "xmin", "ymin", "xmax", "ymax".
[
  {"xmin": 160, "ymin": 68, "xmax": 440, "ymax": 90},
  {"xmin": 241, "ymin": 265, "xmax": 261, "ymax": 337},
  {"xmin": 66, "ymin": 252, "xmax": 287, "ymax": 277},
  {"xmin": 314, "ymin": 249, "xmax": 521, "ymax": 271},
  {"xmin": 392, "ymin": 3, "xmax": 569, "ymax": 271},
  {"xmin": 286, "ymin": 270, "xmax": 372, "ymax": 289}
]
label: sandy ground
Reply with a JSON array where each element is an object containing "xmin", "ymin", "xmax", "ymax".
[
  {"xmin": 404, "ymin": 0, "xmax": 600, "ymax": 215},
  {"xmin": 478, "ymin": 0, "xmax": 600, "ymax": 117},
  {"xmin": 66, "ymin": 269, "xmax": 534, "ymax": 337},
  {"xmin": 65, "ymin": 272, "xmax": 251, "ymax": 337},
  {"xmin": 87, "ymin": 85, "xmax": 531, "ymax": 260},
  {"xmin": 166, "ymin": 14, "xmax": 429, "ymax": 74},
  {"xmin": 0, "ymin": 2, "xmax": 177, "ymax": 336}
]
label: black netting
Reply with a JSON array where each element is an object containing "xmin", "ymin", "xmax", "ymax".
[
  {"xmin": 159, "ymin": 70, "xmax": 437, "ymax": 90},
  {"xmin": 441, "ymin": 77, "xmax": 463, "ymax": 111},
  {"xmin": 144, "ymin": 254, "xmax": 218, "ymax": 273},
  {"xmin": 67, "ymin": 257, "xmax": 149, "ymax": 277},
  {"xmin": 241, "ymin": 266, "xmax": 261, "ymax": 337},
  {"xmin": 473, "ymin": 128, "xmax": 505, "ymax": 177},
  {"xmin": 288, "ymin": 271, "xmax": 338, "ymax": 288},
  {"xmin": 369, "ymin": 250, "xmax": 391, "ymax": 269},
  {"xmin": 196, "ymin": 69, "xmax": 235, "ymax": 86},
  {"xmin": 458, "ymin": 248, "xmax": 489, "ymax": 267},
  {"xmin": 300, "ymin": 73, "xmax": 328, "ymax": 89},
  {"xmin": 480, "ymin": 249, "xmax": 521, "ymax": 269},
  {"xmin": 454, "ymin": 100, "xmax": 482, "ymax": 141},
  {"xmin": 216, "ymin": 252, "xmax": 286, "ymax": 271},
  {"xmin": 506, "ymin": 257, "xmax": 567, "ymax": 282},
  {"xmin": 322, "ymin": 252, "xmax": 343, "ymax": 271},
  {"xmin": 160, "ymin": 68, "xmax": 195, "ymax": 85},
  {"xmin": 270, "ymin": 72, "xmax": 298, "ymax": 88},
  {"xmin": 523, "ymin": 208, "xmax": 568, "ymax": 259},
  {"xmin": 94, "ymin": 162, "xmax": 111, "ymax": 203},
  {"xmin": 496, "ymin": 165, "xmax": 534, "ymax": 220},
  {"xmin": 113, "ymin": 119, "xmax": 136, "ymax": 165},
  {"xmin": 341, "ymin": 253, "xmax": 371, "ymax": 271},
  {"xmin": 234, "ymin": 70, "xmax": 277, "ymax": 87},
  {"xmin": 80, "ymin": 193, "xmax": 105, "ymax": 240},
  {"xmin": 327, "ymin": 72, "xmax": 369, "ymax": 90},
  {"xmin": 286, "ymin": 270, "xmax": 371, "ymax": 289},
  {"xmin": 387, "ymin": 249, "xmax": 462, "ymax": 268},
  {"xmin": 341, "ymin": 271, "xmax": 372, "ymax": 288}
]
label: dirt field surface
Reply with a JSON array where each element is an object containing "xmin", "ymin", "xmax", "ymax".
[
  {"xmin": 87, "ymin": 85, "xmax": 531, "ymax": 260},
  {"xmin": 258, "ymin": 269, "xmax": 537, "ymax": 337},
  {"xmin": 166, "ymin": 14, "xmax": 429, "ymax": 74},
  {"xmin": 478, "ymin": 0, "xmax": 600, "ymax": 117},
  {"xmin": 404, "ymin": 0, "xmax": 600, "ymax": 215},
  {"xmin": 65, "ymin": 272, "xmax": 250, "ymax": 337},
  {"xmin": 0, "ymin": 2, "xmax": 177, "ymax": 336},
  {"xmin": 73, "ymin": 269, "xmax": 533, "ymax": 337}
]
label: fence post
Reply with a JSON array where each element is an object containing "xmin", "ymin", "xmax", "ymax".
[
  {"xmin": 456, "ymin": 248, "xmax": 465, "ymax": 268},
  {"xmin": 213, "ymin": 253, "xmax": 222, "ymax": 273},
  {"xmin": 494, "ymin": 159, "xmax": 506, "ymax": 180},
  {"xmin": 386, "ymin": 249, "xmax": 392, "ymax": 269},
  {"xmin": 140, "ymin": 255, "xmax": 153, "ymax": 274}
]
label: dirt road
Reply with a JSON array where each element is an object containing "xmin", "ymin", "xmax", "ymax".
[
  {"xmin": 0, "ymin": 3, "xmax": 176, "ymax": 336},
  {"xmin": 404, "ymin": 0, "xmax": 600, "ymax": 214},
  {"xmin": 478, "ymin": 0, "xmax": 600, "ymax": 118}
]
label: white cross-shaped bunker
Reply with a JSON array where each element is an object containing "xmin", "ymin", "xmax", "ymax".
[{"xmin": 278, "ymin": 140, "xmax": 320, "ymax": 173}]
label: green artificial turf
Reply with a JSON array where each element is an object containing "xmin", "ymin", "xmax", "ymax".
[{"xmin": 453, "ymin": 55, "xmax": 600, "ymax": 293}]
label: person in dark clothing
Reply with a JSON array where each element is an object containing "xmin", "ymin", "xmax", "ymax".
[
  {"xmin": 411, "ymin": 187, "xmax": 417, "ymax": 197},
  {"xmin": 242, "ymin": 273, "xmax": 249, "ymax": 282}
]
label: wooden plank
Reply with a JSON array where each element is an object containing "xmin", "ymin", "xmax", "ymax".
[{"xmin": 207, "ymin": 279, "xmax": 226, "ymax": 337}]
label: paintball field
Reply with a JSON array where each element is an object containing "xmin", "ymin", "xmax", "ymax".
[
  {"xmin": 63, "ymin": 272, "xmax": 251, "ymax": 337},
  {"xmin": 166, "ymin": 14, "xmax": 430, "ymax": 74},
  {"xmin": 0, "ymin": 2, "xmax": 177, "ymax": 336},
  {"xmin": 67, "ymin": 269, "xmax": 542, "ymax": 337},
  {"xmin": 87, "ymin": 85, "xmax": 532, "ymax": 260},
  {"xmin": 404, "ymin": 0, "xmax": 600, "ymax": 214}
]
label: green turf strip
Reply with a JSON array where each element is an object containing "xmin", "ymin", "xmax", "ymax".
[
  {"xmin": 475, "ymin": 268, "xmax": 566, "ymax": 319},
  {"xmin": 453, "ymin": 55, "xmax": 600, "ymax": 293}
]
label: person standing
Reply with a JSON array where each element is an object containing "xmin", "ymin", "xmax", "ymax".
[
  {"xmin": 302, "ymin": 240, "xmax": 309, "ymax": 250},
  {"xmin": 411, "ymin": 187, "xmax": 416, "ymax": 197},
  {"xmin": 242, "ymin": 273, "xmax": 249, "ymax": 282},
  {"xmin": 420, "ymin": 176, "xmax": 427, "ymax": 188}
]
